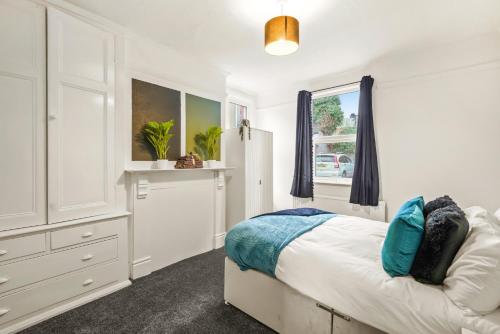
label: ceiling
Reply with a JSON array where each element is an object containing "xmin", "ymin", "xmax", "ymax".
[{"xmin": 66, "ymin": 0, "xmax": 500, "ymax": 96}]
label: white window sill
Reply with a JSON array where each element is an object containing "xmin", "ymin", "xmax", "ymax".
[{"xmin": 314, "ymin": 178, "xmax": 352, "ymax": 186}]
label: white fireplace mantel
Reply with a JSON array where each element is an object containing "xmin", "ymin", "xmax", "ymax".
[
  {"xmin": 125, "ymin": 167, "xmax": 235, "ymax": 173},
  {"xmin": 126, "ymin": 167, "xmax": 233, "ymax": 279}
]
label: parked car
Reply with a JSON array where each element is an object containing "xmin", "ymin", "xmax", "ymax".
[{"xmin": 315, "ymin": 153, "xmax": 354, "ymax": 178}]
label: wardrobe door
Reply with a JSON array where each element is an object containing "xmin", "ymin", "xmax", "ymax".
[
  {"xmin": 260, "ymin": 131, "xmax": 273, "ymax": 214},
  {"xmin": 244, "ymin": 134, "xmax": 255, "ymax": 218},
  {"xmin": 245, "ymin": 130, "xmax": 264, "ymax": 218},
  {"xmin": 47, "ymin": 8, "xmax": 115, "ymax": 223},
  {"xmin": 0, "ymin": 0, "xmax": 46, "ymax": 230},
  {"xmin": 224, "ymin": 128, "xmax": 247, "ymax": 229}
]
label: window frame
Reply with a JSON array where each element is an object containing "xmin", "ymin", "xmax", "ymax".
[
  {"xmin": 312, "ymin": 83, "xmax": 360, "ymax": 186},
  {"xmin": 229, "ymin": 102, "xmax": 248, "ymax": 128}
]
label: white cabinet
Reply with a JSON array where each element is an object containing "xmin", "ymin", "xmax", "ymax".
[
  {"xmin": 0, "ymin": 0, "xmax": 46, "ymax": 230},
  {"xmin": 0, "ymin": 216, "xmax": 129, "ymax": 332},
  {"xmin": 0, "ymin": 2, "xmax": 117, "ymax": 228},
  {"xmin": 225, "ymin": 128, "xmax": 273, "ymax": 230},
  {"xmin": 0, "ymin": 2, "xmax": 129, "ymax": 332},
  {"xmin": 47, "ymin": 8, "xmax": 115, "ymax": 223}
]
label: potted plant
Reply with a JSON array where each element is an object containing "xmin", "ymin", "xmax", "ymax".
[
  {"xmin": 239, "ymin": 119, "xmax": 251, "ymax": 141},
  {"xmin": 143, "ymin": 120, "xmax": 175, "ymax": 169},
  {"xmin": 194, "ymin": 126, "xmax": 223, "ymax": 168}
]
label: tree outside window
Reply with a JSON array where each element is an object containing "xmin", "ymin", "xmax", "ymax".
[{"xmin": 312, "ymin": 87, "xmax": 359, "ymax": 184}]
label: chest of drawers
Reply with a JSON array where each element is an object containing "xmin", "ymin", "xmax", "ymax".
[
  {"xmin": 0, "ymin": 235, "xmax": 46, "ymax": 263},
  {"xmin": 0, "ymin": 215, "xmax": 130, "ymax": 333}
]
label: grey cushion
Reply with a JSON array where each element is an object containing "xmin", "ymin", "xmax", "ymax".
[
  {"xmin": 410, "ymin": 204, "xmax": 469, "ymax": 285},
  {"xmin": 423, "ymin": 195, "xmax": 456, "ymax": 217}
]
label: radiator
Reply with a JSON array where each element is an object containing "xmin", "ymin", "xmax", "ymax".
[{"xmin": 293, "ymin": 195, "xmax": 387, "ymax": 222}]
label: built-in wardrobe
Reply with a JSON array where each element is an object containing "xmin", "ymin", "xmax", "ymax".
[
  {"xmin": 0, "ymin": 0, "xmax": 129, "ymax": 332},
  {"xmin": 225, "ymin": 127, "xmax": 273, "ymax": 230}
]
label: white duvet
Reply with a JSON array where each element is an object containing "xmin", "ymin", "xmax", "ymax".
[{"xmin": 274, "ymin": 215, "xmax": 499, "ymax": 334}]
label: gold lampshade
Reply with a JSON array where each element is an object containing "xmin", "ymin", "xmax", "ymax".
[{"xmin": 264, "ymin": 15, "xmax": 299, "ymax": 56}]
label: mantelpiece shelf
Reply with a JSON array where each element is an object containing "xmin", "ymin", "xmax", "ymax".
[{"xmin": 125, "ymin": 167, "xmax": 235, "ymax": 173}]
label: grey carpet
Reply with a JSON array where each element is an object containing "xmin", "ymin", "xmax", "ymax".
[{"xmin": 21, "ymin": 248, "xmax": 275, "ymax": 334}]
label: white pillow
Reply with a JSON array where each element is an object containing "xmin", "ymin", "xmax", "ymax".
[{"xmin": 443, "ymin": 207, "xmax": 500, "ymax": 315}]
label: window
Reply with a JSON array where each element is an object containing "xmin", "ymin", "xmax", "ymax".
[
  {"xmin": 228, "ymin": 102, "xmax": 247, "ymax": 128},
  {"xmin": 312, "ymin": 84, "xmax": 359, "ymax": 185}
]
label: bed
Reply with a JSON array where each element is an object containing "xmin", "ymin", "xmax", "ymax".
[{"xmin": 224, "ymin": 213, "xmax": 500, "ymax": 334}]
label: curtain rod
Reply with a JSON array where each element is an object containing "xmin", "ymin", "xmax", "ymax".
[{"xmin": 311, "ymin": 80, "xmax": 361, "ymax": 93}]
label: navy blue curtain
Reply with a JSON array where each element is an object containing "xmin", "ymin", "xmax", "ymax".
[
  {"xmin": 290, "ymin": 90, "xmax": 313, "ymax": 198},
  {"xmin": 350, "ymin": 76, "xmax": 379, "ymax": 206}
]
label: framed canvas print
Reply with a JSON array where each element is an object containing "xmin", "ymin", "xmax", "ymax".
[
  {"xmin": 185, "ymin": 93, "xmax": 222, "ymax": 160},
  {"xmin": 131, "ymin": 79, "xmax": 181, "ymax": 161}
]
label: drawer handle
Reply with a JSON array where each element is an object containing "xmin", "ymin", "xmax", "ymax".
[
  {"xmin": 81, "ymin": 254, "xmax": 93, "ymax": 261},
  {"xmin": 82, "ymin": 278, "xmax": 94, "ymax": 286},
  {"xmin": 81, "ymin": 232, "xmax": 93, "ymax": 238},
  {"xmin": 0, "ymin": 250, "xmax": 7, "ymax": 256},
  {"xmin": 0, "ymin": 308, "xmax": 9, "ymax": 316},
  {"xmin": 0, "ymin": 278, "xmax": 9, "ymax": 285}
]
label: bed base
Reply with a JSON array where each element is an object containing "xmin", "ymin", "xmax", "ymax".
[{"xmin": 224, "ymin": 258, "xmax": 385, "ymax": 334}]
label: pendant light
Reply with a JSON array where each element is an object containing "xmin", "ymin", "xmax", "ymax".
[{"xmin": 264, "ymin": 0, "xmax": 299, "ymax": 56}]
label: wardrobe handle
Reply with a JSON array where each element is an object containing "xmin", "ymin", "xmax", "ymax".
[
  {"xmin": 0, "ymin": 308, "xmax": 9, "ymax": 316},
  {"xmin": 0, "ymin": 278, "xmax": 9, "ymax": 285},
  {"xmin": 0, "ymin": 250, "xmax": 7, "ymax": 256},
  {"xmin": 81, "ymin": 232, "xmax": 93, "ymax": 238},
  {"xmin": 82, "ymin": 278, "xmax": 94, "ymax": 286},
  {"xmin": 81, "ymin": 254, "xmax": 93, "ymax": 261}
]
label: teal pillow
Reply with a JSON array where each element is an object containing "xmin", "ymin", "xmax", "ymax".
[
  {"xmin": 397, "ymin": 196, "xmax": 424, "ymax": 214},
  {"xmin": 382, "ymin": 196, "xmax": 425, "ymax": 277}
]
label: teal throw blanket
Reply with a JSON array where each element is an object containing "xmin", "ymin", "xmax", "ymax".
[{"xmin": 225, "ymin": 213, "xmax": 335, "ymax": 277}]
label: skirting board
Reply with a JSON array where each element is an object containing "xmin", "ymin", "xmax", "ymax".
[
  {"xmin": 131, "ymin": 256, "xmax": 152, "ymax": 280},
  {"xmin": 3, "ymin": 280, "xmax": 131, "ymax": 334},
  {"xmin": 214, "ymin": 233, "xmax": 226, "ymax": 249},
  {"xmin": 224, "ymin": 258, "xmax": 384, "ymax": 334},
  {"xmin": 131, "ymin": 233, "xmax": 225, "ymax": 280}
]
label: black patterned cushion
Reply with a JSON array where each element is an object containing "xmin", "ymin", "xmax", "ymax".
[
  {"xmin": 423, "ymin": 195, "xmax": 456, "ymax": 217},
  {"xmin": 410, "ymin": 204, "xmax": 469, "ymax": 285}
]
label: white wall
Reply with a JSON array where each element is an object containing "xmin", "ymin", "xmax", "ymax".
[
  {"xmin": 123, "ymin": 35, "xmax": 226, "ymax": 97},
  {"xmin": 255, "ymin": 32, "xmax": 500, "ymax": 219}
]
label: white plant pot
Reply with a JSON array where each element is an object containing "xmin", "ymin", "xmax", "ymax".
[
  {"xmin": 156, "ymin": 159, "xmax": 169, "ymax": 169},
  {"xmin": 207, "ymin": 160, "xmax": 217, "ymax": 168}
]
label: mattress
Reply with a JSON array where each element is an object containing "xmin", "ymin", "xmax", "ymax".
[{"xmin": 274, "ymin": 215, "xmax": 496, "ymax": 334}]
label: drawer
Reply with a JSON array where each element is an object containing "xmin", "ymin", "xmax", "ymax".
[
  {"xmin": 0, "ymin": 261, "xmax": 119, "ymax": 326},
  {"xmin": 0, "ymin": 234, "xmax": 45, "ymax": 262},
  {"xmin": 0, "ymin": 239, "xmax": 117, "ymax": 294},
  {"xmin": 51, "ymin": 220, "xmax": 118, "ymax": 249}
]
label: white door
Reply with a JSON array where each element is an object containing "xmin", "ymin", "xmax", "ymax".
[
  {"xmin": 0, "ymin": 0, "xmax": 46, "ymax": 230},
  {"xmin": 47, "ymin": 8, "xmax": 115, "ymax": 223}
]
